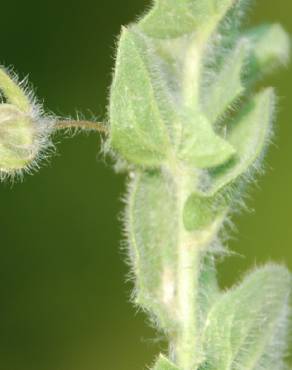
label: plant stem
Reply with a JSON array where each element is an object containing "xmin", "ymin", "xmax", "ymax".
[
  {"xmin": 166, "ymin": 165, "xmax": 199, "ymax": 370},
  {"xmin": 175, "ymin": 231, "xmax": 200, "ymax": 370},
  {"xmin": 169, "ymin": 164, "xmax": 219, "ymax": 370},
  {"xmin": 55, "ymin": 120, "xmax": 107, "ymax": 133}
]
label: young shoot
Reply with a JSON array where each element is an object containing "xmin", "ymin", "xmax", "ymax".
[{"xmin": 0, "ymin": 1, "xmax": 291, "ymax": 369}]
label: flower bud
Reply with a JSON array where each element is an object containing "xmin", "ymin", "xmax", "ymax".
[{"xmin": 0, "ymin": 67, "xmax": 52, "ymax": 177}]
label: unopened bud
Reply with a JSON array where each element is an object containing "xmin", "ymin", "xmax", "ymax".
[{"xmin": 0, "ymin": 67, "xmax": 52, "ymax": 177}]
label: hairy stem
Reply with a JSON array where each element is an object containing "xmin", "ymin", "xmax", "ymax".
[
  {"xmin": 107, "ymin": 2, "xmax": 291, "ymax": 369},
  {"xmin": 56, "ymin": 120, "xmax": 107, "ymax": 133},
  {"xmin": 175, "ymin": 231, "xmax": 200, "ymax": 369},
  {"xmin": 168, "ymin": 165, "xmax": 221, "ymax": 370},
  {"xmin": 165, "ymin": 166, "xmax": 196, "ymax": 369},
  {"xmin": 172, "ymin": 168, "xmax": 199, "ymax": 369}
]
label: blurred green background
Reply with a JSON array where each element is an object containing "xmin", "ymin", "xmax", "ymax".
[{"xmin": 0, "ymin": 1, "xmax": 291, "ymax": 369}]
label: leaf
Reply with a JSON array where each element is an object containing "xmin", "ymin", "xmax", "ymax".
[
  {"xmin": 198, "ymin": 255, "xmax": 221, "ymax": 323},
  {"xmin": 202, "ymin": 24, "xmax": 290, "ymax": 124},
  {"xmin": 201, "ymin": 265, "xmax": 291, "ymax": 370},
  {"xmin": 109, "ymin": 27, "xmax": 178, "ymax": 167},
  {"xmin": 152, "ymin": 355, "xmax": 179, "ymax": 370},
  {"xmin": 202, "ymin": 41, "xmax": 247, "ymax": 124},
  {"xmin": 126, "ymin": 170, "xmax": 179, "ymax": 330},
  {"xmin": 109, "ymin": 27, "xmax": 235, "ymax": 169},
  {"xmin": 178, "ymin": 111, "xmax": 235, "ymax": 169},
  {"xmin": 206, "ymin": 88, "xmax": 275, "ymax": 194},
  {"xmin": 139, "ymin": 0, "xmax": 246, "ymax": 39},
  {"xmin": 245, "ymin": 23, "xmax": 290, "ymax": 83},
  {"xmin": 183, "ymin": 192, "xmax": 227, "ymax": 231}
]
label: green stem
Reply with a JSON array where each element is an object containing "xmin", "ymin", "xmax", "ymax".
[
  {"xmin": 175, "ymin": 231, "xmax": 201, "ymax": 370},
  {"xmin": 55, "ymin": 120, "xmax": 108, "ymax": 133},
  {"xmin": 166, "ymin": 165, "xmax": 200, "ymax": 370},
  {"xmin": 169, "ymin": 164, "xmax": 220, "ymax": 370}
]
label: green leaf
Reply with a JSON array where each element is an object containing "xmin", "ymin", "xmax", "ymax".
[
  {"xmin": 206, "ymin": 88, "xmax": 275, "ymax": 194},
  {"xmin": 202, "ymin": 41, "xmax": 247, "ymax": 124},
  {"xmin": 183, "ymin": 192, "xmax": 227, "ymax": 231},
  {"xmin": 109, "ymin": 27, "xmax": 235, "ymax": 169},
  {"xmin": 245, "ymin": 23, "xmax": 290, "ymax": 82},
  {"xmin": 139, "ymin": 0, "xmax": 245, "ymax": 39},
  {"xmin": 178, "ymin": 111, "xmax": 235, "ymax": 169},
  {"xmin": 198, "ymin": 255, "xmax": 221, "ymax": 319},
  {"xmin": 109, "ymin": 27, "xmax": 177, "ymax": 167},
  {"xmin": 126, "ymin": 170, "xmax": 179, "ymax": 330},
  {"xmin": 152, "ymin": 355, "xmax": 179, "ymax": 370},
  {"xmin": 201, "ymin": 265, "xmax": 291, "ymax": 370}
]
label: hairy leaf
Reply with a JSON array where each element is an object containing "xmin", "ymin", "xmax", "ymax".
[
  {"xmin": 110, "ymin": 27, "xmax": 235, "ymax": 169},
  {"xmin": 178, "ymin": 111, "xmax": 235, "ymax": 168},
  {"xmin": 109, "ymin": 28, "xmax": 176, "ymax": 167},
  {"xmin": 202, "ymin": 41, "xmax": 247, "ymax": 124},
  {"xmin": 126, "ymin": 170, "xmax": 179, "ymax": 329},
  {"xmin": 201, "ymin": 265, "xmax": 291, "ymax": 370},
  {"xmin": 207, "ymin": 88, "xmax": 275, "ymax": 194},
  {"xmin": 152, "ymin": 355, "xmax": 179, "ymax": 370},
  {"xmin": 245, "ymin": 23, "xmax": 291, "ymax": 82},
  {"xmin": 183, "ymin": 192, "xmax": 227, "ymax": 231},
  {"xmin": 139, "ymin": 0, "xmax": 246, "ymax": 39},
  {"xmin": 198, "ymin": 255, "xmax": 221, "ymax": 320}
]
